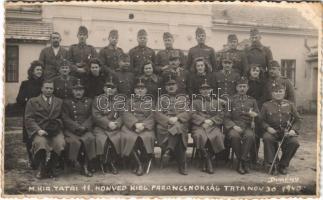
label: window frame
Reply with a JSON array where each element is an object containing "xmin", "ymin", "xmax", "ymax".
[{"xmin": 5, "ymin": 45, "xmax": 19, "ymax": 83}]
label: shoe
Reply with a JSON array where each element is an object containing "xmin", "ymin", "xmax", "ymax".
[
  {"xmin": 162, "ymin": 149, "xmax": 171, "ymax": 165},
  {"xmin": 242, "ymin": 161, "xmax": 250, "ymax": 174},
  {"xmin": 237, "ymin": 161, "xmax": 246, "ymax": 175},
  {"xmin": 132, "ymin": 151, "xmax": 144, "ymax": 176},
  {"xmin": 110, "ymin": 162, "xmax": 118, "ymax": 175},
  {"xmin": 81, "ymin": 166, "xmax": 93, "ymax": 177},
  {"xmin": 179, "ymin": 162, "xmax": 188, "ymax": 175},
  {"xmin": 278, "ymin": 166, "xmax": 288, "ymax": 175},
  {"xmin": 36, "ymin": 163, "xmax": 47, "ymax": 179},
  {"xmin": 206, "ymin": 157, "xmax": 214, "ymax": 174}
]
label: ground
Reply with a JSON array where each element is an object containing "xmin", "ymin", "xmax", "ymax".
[{"xmin": 3, "ymin": 114, "xmax": 318, "ymax": 196}]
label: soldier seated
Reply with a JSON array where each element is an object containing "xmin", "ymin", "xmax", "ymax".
[
  {"xmin": 224, "ymin": 77, "xmax": 259, "ymax": 174},
  {"xmin": 120, "ymin": 79, "xmax": 155, "ymax": 176},
  {"xmin": 155, "ymin": 77, "xmax": 191, "ymax": 175},
  {"xmin": 24, "ymin": 80, "xmax": 65, "ymax": 179},
  {"xmin": 62, "ymin": 80, "xmax": 96, "ymax": 177},
  {"xmin": 92, "ymin": 77, "xmax": 122, "ymax": 174},
  {"xmin": 261, "ymin": 84, "xmax": 301, "ymax": 175},
  {"xmin": 191, "ymin": 79, "xmax": 226, "ymax": 174}
]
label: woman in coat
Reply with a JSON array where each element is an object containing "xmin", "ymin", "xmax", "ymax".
[
  {"xmin": 120, "ymin": 79, "xmax": 155, "ymax": 176},
  {"xmin": 85, "ymin": 58, "xmax": 108, "ymax": 98},
  {"xmin": 191, "ymin": 80, "xmax": 226, "ymax": 174},
  {"xmin": 138, "ymin": 61, "xmax": 162, "ymax": 100},
  {"xmin": 187, "ymin": 57, "xmax": 216, "ymax": 95},
  {"xmin": 92, "ymin": 76, "xmax": 122, "ymax": 174},
  {"xmin": 16, "ymin": 60, "xmax": 44, "ymax": 168}
]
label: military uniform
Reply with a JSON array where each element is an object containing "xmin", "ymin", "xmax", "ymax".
[
  {"xmin": 217, "ymin": 50, "xmax": 248, "ymax": 76},
  {"xmin": 214, "ymin": 70, "xmax": 240, "ymax": 98},
  {"xmin": 161, "ymin": 66, "xmax": 189, "ymax": 95},
  {"xmin": 39, "ymin": 46, "xmax": 68, "ymax": 80},
  {"xmin": 129, "ymin": 46, "xmax": 156, "ymax": 75},
  {"xmin": 262, "ymin": 76, "xmax": 295, "ymax": 104},
  {"xmin": 138, "ymin": 74, "xmax": 162, "ymax": 99},
  {"xmin": 261, "ymin": 99, "xmax": 301, "ymax": 171},
  {"xmin": 99, "ymin": 44, "xmax": 124, "ymax": 74},
  {"xmin": 187, "ymin": 44, "xmax": 217, "ymax": 72},
  {"xmin": 224, "ymin": 91, "xmax": 259, "ymax": 173},
  {"xmin": 62, "ymin": 97, "xmax": 96, "ymax": 163},
  {"xmin": 53, "ymin": 75, "xmax": 78, "ymax": 99},
  {"xmin": 156, "ymin": 48, "xmax": 186, "ymax": 73},
  {"xmin": 187, "ymin": 73, "xmax": 216, "ymax": 95}
]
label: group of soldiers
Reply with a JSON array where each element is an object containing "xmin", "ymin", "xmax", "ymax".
[{"xmin": 19, "ymin": 25, "xmax": 302, "ymax": 179}]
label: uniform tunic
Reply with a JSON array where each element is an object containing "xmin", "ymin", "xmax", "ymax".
[
  {"xmin": 191, "ymin": 98, "xmax": 225, "ymax": 154},
  {"xmin": 187, "ymin": 44, "xmax": 217, "ymax": 72},
  {"xmin": 120, "ymin": 98, "xmax": 155, "ymax": 157},
  {"xmin": 39, "ymin": 46, "xmax": 68, "ymax": 80},
  {"xmin": 155, "ymin": 94, "xmax": 191, "ymax": 150},
  {"xmin": 115, "ymin": 71, "xmax": 135, "ymax": 96},
  {"xmin": 92, "ymin": 94, "xmax": 123, "ymax": 155},
  {"xmin": 261, "ymin": 99, "xmax": 301, "ymax": 167},
  {"xmin": 24, "ymin": 95, "xmax": 65, "ymax": 158},
  {"xmin": 53, "ymin": 75, "xmax": 78, "ymax": 99},
  {"xmin": 99, "ymin": 44, "xmax": 124, "ymax": 74},
  {"xmin": 217, "ymin": 49, "xmax": 248, "ymax": 76},
  {"xmin": 62, "ymin": 98, "xmax": 96, "ymax": 162},
  {"xmin": 214, "ymin": 70, "xmax": 240, "ymax": 98},
  {"xmin": 161, "ymin": 67, "xmax": 189, "ymax": 94},
  {"xmin": 224, "ymin": 94, "xmax": 259, "ymax": 161},
  {"xmin": 262, "ymin": 76, "xmax": 295, "ymax": 104},
  {"xmin": 155, "ymin": 48, "xmax": 186, "ymax": 73},
  {"xmin": 187, "ymin": 72, "xmax": 217, "ymax": 95},
  {"xmin": 138, "ymin": 74, "xmax": 162, "ymax": 99},
  {"xmin": 129, "ymin": 46, "xmax": 156, "ymax": 75},
  {"xmin": 67, "ymin": 43, "xmax": 98, "ymax": 78},
  {"xmin": 244, "ymin": 43, "xmax": 273, "ymax": 72}
]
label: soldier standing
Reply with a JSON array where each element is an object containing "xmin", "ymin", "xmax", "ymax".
[
  {"xmin": 244, "ymin": 28, "xmax": 273, "ymax": 74},
  {"xmin": 99, "ymin": 30, "xmax": 124, "ymax": 75},
  {"xmin": 67, "ymin": 26, "xmax": 98, "ymax": 80},
  {"xmin": 191, "ymin": 79, "xmax": 226, "ymax": 174},
  {"xmin": 262, "ymin": 60, "xmax": 295, "ymax": 104},
  {"xmin": 224, "ymin": 77, "xmax": 259, "ymax": 174},
  {"xmin": 261, "ymin": 84, "xmax": 301, "ymax": 175},
  {"xmin": 24, "ymin": 80, "xmax": 65, "ymax": 179},
  {"xmin": 52, "ymin": 60, "xmax": 78, "ymax": 99},
  {"xmin": 120, "ymin": 79, "xmax": 155, "ymax": 176},
  {"xmin": 218, "ymin": 34, "xmax": 248, "ymax": 76},
  {"xmin": 129, "ymin": 29, "xmax": 156, "ymax": 76},
  {"xmin": 187, "ymin": 27, "xmax": 217, "ymax": 72},
  {"xmin": 155, "ymin": 77, "xmax": 191, "ymax": 175},
  {"xmin": 92, "ymin": 77, "xmax": 122, "ymax": 174},
  {"xmin": 62, "ymin": 80, "xmax": 96, "ymax": 177},
  {"xmin": 39, "ymin": 32, "xmax": 68, "ymax": 80},
  {"xmin": 155, "ymin": 32, "xmax": 186, "ymax": 74},
  {"xmin": 214, "ymin": 54, "xmax": 240, "ymax": 98}
]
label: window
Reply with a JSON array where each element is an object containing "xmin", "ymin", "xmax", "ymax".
[
  {"xmin": 5, "ymin": 45, "xmax": 19, "ymax": 82},
  {"xmin": 281, "ymin": 59, "xmax": 296, "ymax": 87}
]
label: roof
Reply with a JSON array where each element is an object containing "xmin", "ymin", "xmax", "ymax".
[
  {"xmin": 212, "ymin": 5, "xmax": 316, "ymax": 30},
  {"xmin": 5, "ymin": 20, "xmax": 53, "ymax": 41}
]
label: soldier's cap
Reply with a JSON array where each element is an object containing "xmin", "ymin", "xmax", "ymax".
[
  {"xmin": 72, "ymin": 79, "xmax": 85, "ymax": 89},
  {"xmin": 78, "ymin": 26, "xmax": 88, "ymax": 35},
  {"xmin": 268, "ymin": 60, "xmax": 280, "ymax": 69},
  {"xmin": 109, "ymin": 29, "xmax": 118, "ymax": 37},
  {"xmin": 104, "ymin": 76, "xmax": 116, "ymax": 88},
  {"xmin": 228, "ymin": 34, "xmax": 238, "ymax": 42},
  {"xmin": 165, "ymin": 75, "xmax": 177, "ymax": 85},
  {"xmin": 237, "ymin": 76, "xmax": 249, "ymax": 85},
  {"xmin": 137, "ymin": 29, "xmax": 147, "ymax": 37},
  {"xmin": 195, "ymin": 26, "xmax": 206, "ymax": 35},
  {"xmin": 250, "ymin": 27, "xmax": 260, "ymax": 36},
  {"xmin": 169, "ymin": 50, "xmax": 180, "ymax": 61},
  {"xmin": 135, "ymin": 78, "xmax": 146, "ymax": 88},
  {"xmin": 60, "ymin": 59, "xmax": 70, "ymax": 67},
  {"xmin": 200, "ymin": 79, "xmax": 211, "ymax": 89},
  {"xmin": 249, "ymin": 63, "xmax": 261, "ymax": 69},
  {"xmin": 163, "ymin": 32, "xmax": 173, "ymax": 39},
  {"xmin": 89, "ymin": 58, "xmax": 102, "ymax": 66},
  {"xmin": 119, "ymin": 53, "xmax": 130, "ymax": 63},
  {"xmin": 272, "ymin": 83, "xmax": 286, "ymax": 92},
  {"xmin": 221, "ymin": 53, "xmax": 233, "ymax": 62}
]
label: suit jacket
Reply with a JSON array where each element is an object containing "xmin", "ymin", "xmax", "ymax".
[
  {"xmin": 24, "ymin": 95, "xmax": 63, "ymax": 138},
  {"xmin": 39, "ymin": 46, "xmax": 68, "ymax": 80}
]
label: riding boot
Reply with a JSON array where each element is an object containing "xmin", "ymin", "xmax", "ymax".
[
  {"xmin": 47, "ymin": 152, "xmax": 58, "ymax": 178},
  {"xmin": 162, "ymin": 148, "xmax": 172, "ymax": 166},
  {"xmin": 242, "ymin": 160, "xmax": 250, "ymax": 173},
  {"xmin": 36, "ymin": 151, "xmax": 47, "ymax": 179},
  {"xmin": 201, "ymin": 148, "xmax": 214, "ymax": 174},
  {"xmin": 132, "ymin": 151, "xmax": 144, "ymax": 176},
  {"xmin": 237, "ymin": 160, "xmax": 246, "ymax": 175}
]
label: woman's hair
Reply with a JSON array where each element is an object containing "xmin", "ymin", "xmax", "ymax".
[
  {"xmin": 27, "ymin": 60, "xmax": 44, "ymax": 80},
  {"xmin": 141, "ymin": 60, "xmax": 155, "ymax": 74},
  {"xmin": 247, "ymin": 63, "xmax": 261, "ymax": 79},
  {"xmin": 192, "ymin": 57, "xmax": 210, "ymax": 74}
]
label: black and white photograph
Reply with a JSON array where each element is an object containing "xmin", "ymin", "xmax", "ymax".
[{"xmin": 2, "ymin": 1, "xmax": 321, "ymax": 197}]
